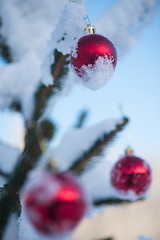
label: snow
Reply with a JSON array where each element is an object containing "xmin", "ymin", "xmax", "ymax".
[
  {"xmin": 0, "ymin": 110, "xmax": 25, "ymax": 150},
  {"xmin": 0, "ymin": 0, "xmax": 157, "ymax": 237},
  {"xmin": 22, "ymin": 170, "xmax": 61, "ymax": 204},
  {"xmin": 0, "ymin": 0, "xmax": 159, "ymax": 116},
  {"xmin": 71, "ymin": 55, "xmax": 115, "ymax": 90},
  {"xmin": 0, "ymin": 52, "xmax": 42, "ymax": 119},
  {"xmin": 19, "ymin": 202, "xmax": 71, "ymax": 240},
  {"xmin": 19, "ymin": 170, "xmax": 79, "ymax": 240},
  {"xmin": 0, "ymin": 141, "xmax": 20, "ymax": 188},
  {"xmin": 0, "ymin": 0, "xmax": 66, "ymax": 116},
  {"xmin": 3, "ymin": 214, "xmax": 18, "ymax": 240},
  {"xmin": 52, "ymin": 118, "xmax": 151, "ymax": 206},
  {"xmin": 52, "ymin": 117, "xmax": 151, "ymax": 207},
  {"xmin": 41, "ymin": 1, "xmax": 87, "ymax": 86},
  {"xmin": 95, "ymin": 0, "xmax": 160, "ymax": 58},
  {"xmin": 81, "ymin": 155, "xmax": 151, "ymax": 206},
  {"xmin": 0, "ymin": 141, "xmax": 20, "ymax": 174},
  {"xmin": 54, "ymin": 118, "xmax": 123, "ymax": 171},
  {"xmin": 0, "ymin": 0, "xmax": 66, "ymax": 61},
  {"xmin": 0, "ymin": 0, "xmax": 88, "ymax": 117}
]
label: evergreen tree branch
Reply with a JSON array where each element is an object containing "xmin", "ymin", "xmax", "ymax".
[
  {"xmin": 74, "ymin": 110, "xmax": 89, "ymax": 128},
  {"xmin": 32, "ymin": 50, "xmax": 69, "ymax": 121},
  {"xmin": 93, "ymin": 197, "xmax": 144, "ymax": 206},
  {"xmin": 69, "ymin": 117, "xmax": 129, "ymax": 174},
  {"xmin": 0, "ymin": 169, "xmax": 10, "ymax": 179},
  {"xmin": 94, "ymin": 238, "xmax": 113, "ymax": 240},
  {"xmin": 0, "ymin": 126, "xmax": 41, "ymax": 239},
  {"xmin": 0, "ymin": 18, "xmax": 12, "ymax": 63},
  {"xmin": 0, "ymin": 49, "xmax": 69, "ymax": 239}
]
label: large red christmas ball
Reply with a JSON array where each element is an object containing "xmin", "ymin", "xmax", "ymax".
[
  {"xmin": 23, "ymin": 171, "xmax": 87, "ymax": 236},
  {"xmin": 111, "ymin": 155, "xmax": 152, "ymax": 195},
  {"xmin": 70, "ymin": 34, "xmax": 117, "ymax": 84}
]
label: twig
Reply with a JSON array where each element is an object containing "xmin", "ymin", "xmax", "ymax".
[
  {"xmin": 0, "ymin": 18, "xmax": 12, "ymax": 63},
  {"xmin": 93, "ymin": 197, "xmax": 144, "ymax": 206},
  {"xmin": 69, "ymin": 117, "xmax": 129, "ymax": 174},
  {"xmin": 0, "ymin": 51, "xmax": 68, "ymax": 239},
  {"xmin": 33, "ymin": 52, "xmax": 68, "ymax": 121},
  {"xmin": 0, "ymin": 169, "xmax": 10, "ymax": 179},
  {"xmin": 74, "ymin": 110, "xmax": 89, "ymax": 128}
]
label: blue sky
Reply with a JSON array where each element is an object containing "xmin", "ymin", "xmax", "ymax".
[
  {"xmin": 52, "ymin": 0, "xmax": 160, "ymax": 163},
  {"xmin": 0, "ymin": 0, "xmax": 160, "ymax": 164}
]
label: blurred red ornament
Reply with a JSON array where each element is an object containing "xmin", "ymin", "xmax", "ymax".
[
  {"xmin": 70, "ymin": 33, "xmax": 117, "ymax": 79},
  {"xmin": 111, "ymin": 154, "xmax": 152, "ymax": 195},
  {"xmin": 23, "ymin": 171, "xmax": 87, "ymax": 236}
]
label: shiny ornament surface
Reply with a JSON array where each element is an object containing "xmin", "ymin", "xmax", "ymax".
[
  {"xmin": 23, "ymin": 171, "xmax": 87, "ymax": 236},
  {"xmin": 70, "ymin": 33, "xmax": 117, "ymax": 79},
  {"xmin": 111, "ymin": 155, "xmax": 152, "ymax": 195}
]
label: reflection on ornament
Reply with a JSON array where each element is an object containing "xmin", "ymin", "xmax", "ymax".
[
  {"xmin": 70, "ymin": 34, "xmax": 117, "ymax": 90},
  {"xmin": 111, "ymin": 153, "xmax": 152, "ymax": 195},
  {"xmin": 23, "ymin": 171, "xmax": 87, "ymax": 236}
]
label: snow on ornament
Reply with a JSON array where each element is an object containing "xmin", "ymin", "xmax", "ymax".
[
  {"xmin": 70, "ymin": 33, "xmax": 117, "ymax": 90},
  {"xmin": 111, "ymin": 147, "xmax": 152, "ymax": 195},
  {"xmin": 22, "ymin": 171, "xmax": 88, "ymax": 237}
]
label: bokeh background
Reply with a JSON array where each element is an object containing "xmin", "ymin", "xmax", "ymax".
[
  {"xmin": 0, "ymin": 0, "xmax": 160, "ymax": 163},
  {"xmin": 52, "ymin": 0, "xmax": 160, "ymax": 164},
  {"xmin": 0, "ymin": 0, "xmax": 160, "ymax": 239}
]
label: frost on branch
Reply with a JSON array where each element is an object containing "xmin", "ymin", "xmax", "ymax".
[
  {"xmin": 71, "ymin": 55, "xmax": 115, "ymax": 90},
  {"xmin": 0, "ymin": 0, "xmax": 66, "ymax": 115},
  {"xmin": 0, "ymin": 0, "xmax": 66, "ymax": 61},
  {"xmin": 19, "ymin": 171, "xmax": 87, "ymax": 240},
  {"xmin": 52, "ymin": 117, "xmax": 150, "ymax": 211},
  {"xmin": 0, "ymin": 110, "xmax": 25, "ymax": 150},
  {"xmin": 0, "ymin": 141, "xmax": 20, "ymax": 187},
  {"xmin": 3, "ymin": 214, "xmax": 18, "ymax": 240},
  {"xmin": 54, "ymin": 118, "xmax": 123, "ymax": 171},
  {"xmin": 81, "ymin": 155, "xmax": 151, "ymax": 208},
  {"xmin": 19, "ymin": 202, "xmax": 70, "ymax": 240},
  {"xmin": 41, "ymin": 1, "xmax": 87, "ymax": 86}
]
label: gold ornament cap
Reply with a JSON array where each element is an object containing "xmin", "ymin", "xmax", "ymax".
[
  {"xmin": 125, "ymin": 146, "xmax": 134, "ymax": 156},
  {"xmin": 84, "ymin": 15, "xmax": 96, "ymax": 34},
  {"xmin": 84, "ymin": 24, "xmax": 96, "ymax": 34}
]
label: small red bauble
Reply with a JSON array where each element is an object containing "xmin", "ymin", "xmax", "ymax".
[
  {"xmin": 70, "ymin": 34, "xmax": 117, "ymax": 89},
  {"xmin": 23, "ymin": 171, "xmax": 87, "ymax": 236},
  {"xmin": 111, "ymin": 155, "xmax": 152, "ymax": 195}
]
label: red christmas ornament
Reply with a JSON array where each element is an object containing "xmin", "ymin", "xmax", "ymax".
[
  {"xmin": 23, "ymin": 171, "xmax": 87, "ymax": 236},
  {"xmin": 111, "ymin": 153, "xmax": 152, "ymax": 195},
  {"xmin": 70, "ymin": 33, "xmax": 117, "ymax": 81}
]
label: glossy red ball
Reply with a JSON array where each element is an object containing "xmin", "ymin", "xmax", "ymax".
[
  {"xmin": 23, "ymin": 171, "xmax": 87, "ymax": 236},
  {"xmin": 111, "ymin": 155, "xmax": 152, "ymax": 195},
  {"xmin": 70, "ymin": 34, "xmax": 117, "ymax": 78}
]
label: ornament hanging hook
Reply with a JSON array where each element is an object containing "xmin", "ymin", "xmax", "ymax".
[
  {"xmin": 125, "ymin": 145, "xmax": 134, "ymax": 155},
  {"xmin": 84, "ymin": 15, "xmax": 91, "ymax": 26},
  {"xmin": 84, "ymin": 15, "xmax": 96, "ymax": 34}
]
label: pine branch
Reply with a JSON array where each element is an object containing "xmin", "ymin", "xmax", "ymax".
[
  {"xmin": 93, "ymin": 197, "xmax": 144, "ymax": 206},
  {"xmin": 38, "ymin": 119, "xmax": 57, "ymax": 141},
  {"xmin": 0, "ymin": 126, "xmax": 42, "ymax": 238},
  {"xmin": 69, "ymin": 117, "xmax": 129, "ymax": 174},
  {"xmin": 94, "ymin": 238, "xmax": 113, "ymax": 240},
  {"xmin": 74, "ymin": 110, "xmax": 89, "ymax": 128},
  {"xmin": 9, "ymin": 100, "xmax": 22, "ymax": 112},
  {"xmin": 32, "ymin": 49, "xmax": 69, "ymax": 121},
  {"xmin": 0, "ymin": 49, "xmax": 69, "ymax": 239},
  {"xmin": 0, "ymin": 18, "xmax": 12, "ymax": 63},
  {"xmin": 0, "ymin": 169, "xmax": 10, "ymax": 179}
]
